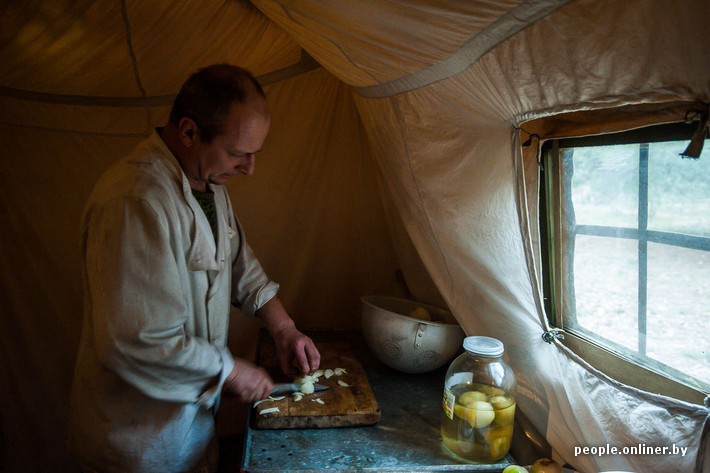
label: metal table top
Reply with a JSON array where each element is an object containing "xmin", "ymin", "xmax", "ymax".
[{"xmin": 241, "ymin": 333, "xmax": 514, "ymax": 473}]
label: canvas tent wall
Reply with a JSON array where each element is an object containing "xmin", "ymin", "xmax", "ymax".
[{"xmin": 1, "ymin": 1, "xmax": 708, "ymax": 472}]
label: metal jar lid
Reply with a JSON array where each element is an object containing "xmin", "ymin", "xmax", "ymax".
[{"xmin": 462, "ymin": 336, "xmax": 504, "ymax": 357}]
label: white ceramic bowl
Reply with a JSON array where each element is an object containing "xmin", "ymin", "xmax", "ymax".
[{"xmin": 361, "ymin": 295, "xmax": 465, "ymax": 373}]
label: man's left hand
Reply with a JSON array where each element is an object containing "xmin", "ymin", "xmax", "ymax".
[
  {"xmin": 274, "ymin": 326, "xmax": 320, "ymax": 377},
  {"xmin": 257, "ymin": 296, "xmax": 321, "ymax": 377}
]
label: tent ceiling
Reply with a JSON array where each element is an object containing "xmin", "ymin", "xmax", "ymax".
[
  {"xmin": 0, "ymin": 0, "xmax": 575, "ymax": 101},
  {"xmin": 251, "ymin": 0, "xmax": 575, "ymax": 94},
  {"xmin": 0, "ymin": 0, "xmax": 302, "ymax": 98},
  {"xmin": 252, "ymin": 0, "xmax": 523, "ymax": 86}
]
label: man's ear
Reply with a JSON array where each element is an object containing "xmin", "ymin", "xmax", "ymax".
[{"xmin": 178, "ymin": 117, "xmax": 199, "ymax": 146}]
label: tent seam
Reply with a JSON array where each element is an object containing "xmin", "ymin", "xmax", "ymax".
[
  {"xmin": 274, "ymin": 2, "xmax": 381, "ymax": 85},
  {"xmin": 510, "ymin": 129, "xmax": 551, "ymax": 331},
  {"xmin": 0, "ymin": 86, "xmax": 176, "ymax": 107},
  {"xmin": 389, "ymin": 98, "xmax": 456, "ymax": 301},
  {"xmin": 352, "ymin": 0, "xmax": 575, "ymax": 98},
  {"xmin": 0, "ymin": 56, "xmax": 319, "ymax": 108},
  {"xmin": 511, "ymin": 93, "xmax": 705, "ymax": 127},
  {"xmin": 0, "ymin": 120, "xmax": 148, "ymax": 137},
  {"xmin": 120, "ymin": 0, "xmax": 151, "ymax": 133}
]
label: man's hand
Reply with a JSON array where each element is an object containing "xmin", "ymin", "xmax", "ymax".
[
  {"xmin": 257, "ymin": 297, "xmax": 321, "ymax": 377},
  {"xmin": 223, "ymin": 358, "xmax": 274, "ymax": 402},
  {"xmin": 273, "ymin": 325, "xmax": 320, "ymax": 377}
]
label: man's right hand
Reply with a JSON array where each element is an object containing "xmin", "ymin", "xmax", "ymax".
[{"xmin": 223, "ymin": 358, "xmax": 274, "ymax": 402}]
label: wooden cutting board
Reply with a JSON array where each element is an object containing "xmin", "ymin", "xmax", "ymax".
[{"xmin": 252, "ymin": 339, "xmax": 381, "ymax": 429}]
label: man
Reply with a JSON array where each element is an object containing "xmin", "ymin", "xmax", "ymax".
[{"xmin": 68, "ymin": 64, "xmax": 320, "ymax": 473}]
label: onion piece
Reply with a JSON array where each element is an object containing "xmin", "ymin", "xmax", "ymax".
[
  {"xmin": 254, "ymin": 395, "xmax": 285, "ymax": 407},
  {"xmin": 295, "ymin": 375, "xmax": 316, "ymax": 384},
  {"xmin": 300, "ymin": 381, "xmax": 315, "ymax": 394}
]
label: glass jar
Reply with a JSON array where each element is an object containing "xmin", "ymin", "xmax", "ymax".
[{"xmin": 440, "ymin": 336, "xmax": 517, "ymax": 462}]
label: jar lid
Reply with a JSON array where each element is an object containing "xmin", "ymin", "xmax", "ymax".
[{"xmin": 462, "ymin": 336, "xmax": 504, "ymax": 357}]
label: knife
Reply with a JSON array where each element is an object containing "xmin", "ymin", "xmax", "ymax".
[{"xmin": 269, "ymin": 383, "xmax": 330, "ymax": 396}]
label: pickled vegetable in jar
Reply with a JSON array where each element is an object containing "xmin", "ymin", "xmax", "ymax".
[{"xmin": 441, "ymin": 336, "xmax": 516, "ymax": 462}]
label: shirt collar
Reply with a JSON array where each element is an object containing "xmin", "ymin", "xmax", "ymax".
[{"xmin": 147, "ymin": 128, "xmax": 201, "ymax": 199}]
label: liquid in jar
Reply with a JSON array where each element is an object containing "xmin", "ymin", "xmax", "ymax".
[{"xmin": 441, "ymin": 381, "xmax": 516, "ymax": 462}]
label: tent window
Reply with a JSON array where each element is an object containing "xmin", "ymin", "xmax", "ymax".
[{"xmin": 540, "ymin": 122, "xmax": 710, "ymax": 399}]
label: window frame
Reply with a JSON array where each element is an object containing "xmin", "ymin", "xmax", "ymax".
[{"xmin": 539, "ymin": 121, "xmax": 709, "ymax": 404}]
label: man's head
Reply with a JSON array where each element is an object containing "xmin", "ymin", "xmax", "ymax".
[
  {"xmin": 164, "ymin": 64, "xmax": 270, "ymax": 190},
  {"xmin": 169, "ymin": 64, "xmax": 268, "ymax": 143}
]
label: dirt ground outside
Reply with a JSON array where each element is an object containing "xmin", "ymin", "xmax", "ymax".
[
  {"xmin": 571, "ymin": 235, "xmax": 710, "ymax": 388},
  {"xmin": 561, "ymin": 141, "xmax": 710, "ymax": 391}
]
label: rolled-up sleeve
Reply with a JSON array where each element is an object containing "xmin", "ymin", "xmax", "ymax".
[
  {"xmin": 84, "ymin": 196, "xmax": 231, "ymax": 406},
  {"xmin": 229, "ymin": 219, "xmax": 279, "ymax": 317}
]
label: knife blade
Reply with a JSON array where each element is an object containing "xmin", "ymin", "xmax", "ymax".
[{"xmin": 269, "ymin": 383, "xmax": 330, "ymax": 396}]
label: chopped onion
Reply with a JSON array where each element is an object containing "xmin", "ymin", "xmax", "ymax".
[
  {"xmin": 254, "ymin": 394, "xmax": 286, "ymax": 407},
  {"xmin": 300, "ymin": 381, "xmax": 315, "ymax": 394},
  {"xmin": 295, "ymin": 375, "xmax": 316, "ymax": 384}
]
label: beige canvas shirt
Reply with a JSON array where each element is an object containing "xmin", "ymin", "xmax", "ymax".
[{"xmin": 68, "ymin": 130, "xmax": 279, "ymax": 473}]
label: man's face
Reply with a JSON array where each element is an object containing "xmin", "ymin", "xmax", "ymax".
[{"xmin": 194, "ymin": 101, "xmax": 270, "ymax": 186}]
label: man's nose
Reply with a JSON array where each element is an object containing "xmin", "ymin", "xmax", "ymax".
[{"xmin": 237, "ymin": 154, "xmax": 255, "ymax": 176}]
